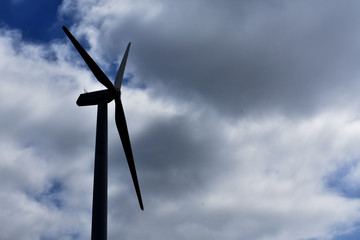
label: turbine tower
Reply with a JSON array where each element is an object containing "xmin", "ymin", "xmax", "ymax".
[{"xmin": 63, "ymin": 26, "xmax": 143, "ymax": 240}]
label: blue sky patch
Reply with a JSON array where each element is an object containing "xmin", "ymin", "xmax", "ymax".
[
  {"xmin": 35, "ymin": 181, "xmax": 63, "ymax": 209},
  {"xmin": 0, "ymin": 0, "xmax": 69, "ymax": 42},
  {"xmin": 332, "ymin": 227, "xmax": 360, "ymax": 240},
  {"xmin": 40, "ymin": 232, "xmax": 80, "ymax": 240},
  {"xmin": 324, "ymin": 160, "xmax": 360, "ymax": 199}
]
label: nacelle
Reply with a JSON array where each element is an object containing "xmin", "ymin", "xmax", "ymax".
[{"xmin": 76, "ymin": 89, "xmax": 115, "ymax": 106}]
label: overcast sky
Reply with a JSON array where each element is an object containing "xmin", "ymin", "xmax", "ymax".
[{"xmin": 2, "ymin": 0, "xmax": 360, "ymax": 239}]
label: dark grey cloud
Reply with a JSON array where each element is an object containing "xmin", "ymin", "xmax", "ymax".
[
  {"xmin": 69, "ymin": 0, "xmax": 360, "ymax": 117},
  {"xmin": 54, "ymin": 1, "xmax": 360, "ymax": 239}
]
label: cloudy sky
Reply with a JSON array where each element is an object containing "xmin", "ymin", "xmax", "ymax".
[{"xmin": 2, "ymin": 0, "xmax": 360, "ymax": 239}]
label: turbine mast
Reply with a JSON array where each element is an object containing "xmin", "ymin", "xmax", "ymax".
[{"xmin": 91, "ymin": 101, "xmax": 108, "ymax": 240}]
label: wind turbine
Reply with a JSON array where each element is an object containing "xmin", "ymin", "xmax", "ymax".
[{"xmin": 63, "ymin": 26, "xmax": 143, "ymax": 240}]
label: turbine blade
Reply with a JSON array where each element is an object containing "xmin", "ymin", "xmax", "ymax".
[
  {"xmin": 115, "ymin": 98, "xmax": 144, "ymax": 210},
  {"xmin": 63, "ymin": 26, "xmax": 116, "ymax": 94},
  {"xmin": 115, "ymin": 42, "xmax": 131, "ymax": 90}
]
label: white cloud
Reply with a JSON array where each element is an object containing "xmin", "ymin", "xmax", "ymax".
[
  {"xmin": 0, "ymin": 28, "xmax": 96, "ymax": 240},
  {"xmin": 109, "ymin": 97, "xmax": 360, "ymax": 239}
]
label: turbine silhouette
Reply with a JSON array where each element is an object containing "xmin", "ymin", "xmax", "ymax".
[{"xmin": 63, "ymin": 26, "xmax": 143, "ymax": 240}]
